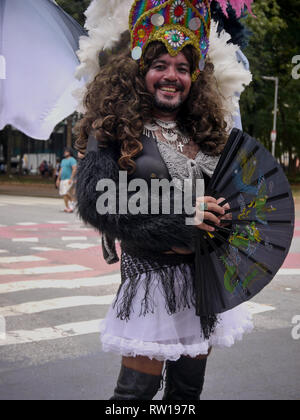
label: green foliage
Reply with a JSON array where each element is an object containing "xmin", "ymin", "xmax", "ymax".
[
  {"xmin": 240, "ymin": 0, "xmax": 300, "ymax": 167},
  {"xmin": 55, "ymin": 0, "xmax": 90, "ymax": 26}
]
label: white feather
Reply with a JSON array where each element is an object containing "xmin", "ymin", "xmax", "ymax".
[
  {"xmin": 74, "ymin": 0, "xmax": 131, "ymax": 108},
  {"xmin": 208, "ymin": 20, "xmax": 252, "ymax": 130}
]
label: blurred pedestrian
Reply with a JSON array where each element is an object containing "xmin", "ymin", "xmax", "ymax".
[
  {"xmin": 56, "ymin": 148, "xmax": 77, "ymax": 213},
  {"xmin": 54, "ymin": 158, "xmax": 61, "ymax": 188}
]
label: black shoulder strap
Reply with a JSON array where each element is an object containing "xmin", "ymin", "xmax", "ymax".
[{"xmin": 86, "ymin": 132, "xmax": 98, "ymax": 153}]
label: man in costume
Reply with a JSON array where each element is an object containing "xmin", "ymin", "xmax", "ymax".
[{"xmin": 75, "ymin": 0, "xmax": 254, "ymax": 400}]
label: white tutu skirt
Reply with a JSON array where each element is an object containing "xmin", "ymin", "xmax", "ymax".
[{"xmin": 100, "ymin": 264, "xmax": 254, "ymax": 362}]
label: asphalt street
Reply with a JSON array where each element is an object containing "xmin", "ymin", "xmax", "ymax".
[{"xmin": 0, "ymin": 194, "xmax": 299, "ymax": 400}]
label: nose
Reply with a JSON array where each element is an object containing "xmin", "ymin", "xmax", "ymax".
[{"xmin": 164, "ymin": 65, "xmax": 178, "ymax": 81}]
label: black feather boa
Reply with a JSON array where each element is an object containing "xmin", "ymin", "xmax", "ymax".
[{"xmin": 210, "ymin": 1, "xmax": 252, "ymax": 50}]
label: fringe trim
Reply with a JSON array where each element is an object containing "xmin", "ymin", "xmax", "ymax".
[
  {"xmin": 114, "ymin": 252, "xmax": 219, "ymax": 339},
  {"xmin": 114, "ymin": 263, "xmax": 196, "ymax": 320}
]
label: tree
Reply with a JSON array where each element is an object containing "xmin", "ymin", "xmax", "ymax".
[
  {"xmin": 56, "ymin": 0, "xmax": 90, "ymax": 26},
  {"xmin": 240, "ymin": 0, "xmax": 300, "ymax": 175}
]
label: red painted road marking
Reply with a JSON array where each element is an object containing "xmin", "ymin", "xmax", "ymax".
[
  {"xmin": 0, "ymin": 220, "xmax": 299, "ymax": 284},
  {"xmin": 0, "ymin": 224, "xmax": 99, "ymax": 240}
]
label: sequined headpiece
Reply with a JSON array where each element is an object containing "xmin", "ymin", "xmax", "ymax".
[{"xmin": 129, "ymin": 0, "xmax": 254, "ymax": 81}]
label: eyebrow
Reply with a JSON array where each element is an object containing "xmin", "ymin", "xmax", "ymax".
[{"xmin": 152, "ymin": 59, "xmax": 190, "ymax": 69}]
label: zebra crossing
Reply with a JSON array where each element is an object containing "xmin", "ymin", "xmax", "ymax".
[
  {"xmin": 0, "ymin": 194, "xmax": 299, "ymax": 351},
  {"xmin": 0, "ymin": 207, "xmax": 121, "ymax": 349},
  {"xmin": 0, "ymin": 243, "xmax": 285, "ymax": 350},
  {"xmin": 0, "ymin": 271, "xmax": 120, "ymax": 347},
  {"xmin": 0, "ymin": 269, "xmax": 279, "ymax": 348}
]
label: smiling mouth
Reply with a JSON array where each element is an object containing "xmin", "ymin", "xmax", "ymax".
[
  {"xmin": 159, "ymin": 86, "xmax": 180, "ymax": 93},
  {"xmin": 159, "ymin": 87, "xmax": 178, "ymax": 93}
]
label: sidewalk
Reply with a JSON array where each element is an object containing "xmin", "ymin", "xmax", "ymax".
[{"xmin": 0, "ymin": 182, "xmax": 58, "ymax": 198}]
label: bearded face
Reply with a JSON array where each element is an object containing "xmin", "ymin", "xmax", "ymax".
[{"xmin": 145, "ymin": 51, "xmax": 192, "ymax": 114}]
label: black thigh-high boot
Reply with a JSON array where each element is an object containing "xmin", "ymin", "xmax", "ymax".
[
  {"xmin": 110, "ymin": 365, "xmax": 163, "ymax": 400},
  {"xmin": 162, "ymin": 356, "xmax": 208, "ymax": 400}
]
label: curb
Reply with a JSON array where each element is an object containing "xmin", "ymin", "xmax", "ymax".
[{"xmin": 0, "ymin": 185, "xmax": 60, "ymax": 199}]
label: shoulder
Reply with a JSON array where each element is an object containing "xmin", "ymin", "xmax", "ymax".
[{"xmin": 70, "ymin": 157, "xmax": 77, "ymax": 166}]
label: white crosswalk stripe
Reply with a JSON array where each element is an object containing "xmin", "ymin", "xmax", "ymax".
[
  {"xmin": 16, "ymin": 222, "xmax": 38, "ymax": 226},
  {"xmin": 277, "ymin": 268, "xmax": 300, "ymax": 275},
  {"xmin": 66, "ymin": 243, "xmax": 97, "ymax": 249},
  {"xmin": 61, "ymin": 236, "xmax": 88, "ymax": 241},
  {"xmin": 0, "ymin": 319, "xmax": 104, "ymax": 346},
  {"xmin": 0, "ymin": 274, "xmax": 121, "ymax": 294},
  {"xmin": 47, "ymin": 221, "xmax": 68, "ymax": 224},
  {"xmin": 0, "ymin": 295, "xmax": 115, "ymax": 317},
  {"xmin": 12, "ymin": 237, "xmax": 39, "ymax": 243},
  {"xmin": 31, "ymin": 247, "xmax": 62, "ymax": 252},
  {"xmin": 0, "ymin": 256, "xmax": 47, "ymax": 264},
  {"xmin": 0, "ymin": 264, "xmax": 92, "ymax": 276},
  {"xmin": 245, "ymin": 302, "xmax": 275, "ymax": 315}
]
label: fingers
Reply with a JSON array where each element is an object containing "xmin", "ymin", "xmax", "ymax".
[
  {"xmin": 195, "ymin": 196, "xmax": 228, "ymax": 232},
  {"xmin": 196, "ymin": 196, "xmax": 217, "ymax": 205},
  {"xmin": 206, "ymin": 202, "xmax": 226, "ymax": 216},
  {"xmin": 217, "ymin": 197, "xmax": 232, "ymax": 221},
  {"xmin": 203, "ymin": 211, "xmax": 222, "ymax": 225},
  {"xmin": 196, "ymin": 222, "xmax": 216, "ymax": 233}
]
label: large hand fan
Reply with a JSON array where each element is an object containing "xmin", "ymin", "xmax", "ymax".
[{"xmin": 195, "ymin": 128, "xmax": 295, "ymax": 316}]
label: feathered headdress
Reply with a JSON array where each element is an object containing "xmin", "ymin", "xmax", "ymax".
[
  {"xmin": 74, "ymin": 0, "xmax": 253, "ymax": 125},
  {"xmin": 129, "ymin": 0, "xmax": 254, "ymax": 80}
]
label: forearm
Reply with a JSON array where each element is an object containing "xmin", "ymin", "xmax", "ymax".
[{"xmin": 70, "ymin": 167, "xmax": 77, "ymax": 182}]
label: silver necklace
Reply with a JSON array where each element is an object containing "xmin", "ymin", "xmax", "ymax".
[{"xmin": 144, "ymin": 119, "xmax": 190, "ymax": 153}]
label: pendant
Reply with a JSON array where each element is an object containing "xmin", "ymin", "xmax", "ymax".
[
  {"xmin": 177, "ymin": 142, "xmax": 184, "ymax": 152},
  {"xmin": 162, "ymin": 130, "xmax": 178, "ymax": 142}
]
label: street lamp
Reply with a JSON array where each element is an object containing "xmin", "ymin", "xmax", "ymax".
[{"xmin": 262, "ymin": 76, "xmax": 279, "ymax": 157}]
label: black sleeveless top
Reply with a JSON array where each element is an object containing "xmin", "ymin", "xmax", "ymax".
[{"xmin": 128, "ymin": 135, "xmax": 171, "ymax": 183}]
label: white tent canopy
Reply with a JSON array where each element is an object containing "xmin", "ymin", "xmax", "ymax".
[{"xmin": 0, "ymin": 0, "xmax": 86, "ymax": 140}]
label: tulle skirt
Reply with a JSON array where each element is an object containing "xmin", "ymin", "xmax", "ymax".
[{"xmin": 100, "ymin": 263, "xmax": 254, "ymax": 362}]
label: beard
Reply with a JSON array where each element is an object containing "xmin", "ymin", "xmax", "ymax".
[
  {"xmin": 153, "ymin": 94, "xmax": 184, "ymax": 113},
  {"xmin": 152, "ymin": 81, "xmax": 185, "ymax": 113}
]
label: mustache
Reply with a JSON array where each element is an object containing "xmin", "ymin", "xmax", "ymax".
[{"xmin": 154, "ymin": 82, "xmax": 184, "ymax": 92}]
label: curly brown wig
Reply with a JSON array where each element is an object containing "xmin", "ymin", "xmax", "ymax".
[{"xmin": 75, "ymin": 33, "xmax": 228, "ymax": 174}]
